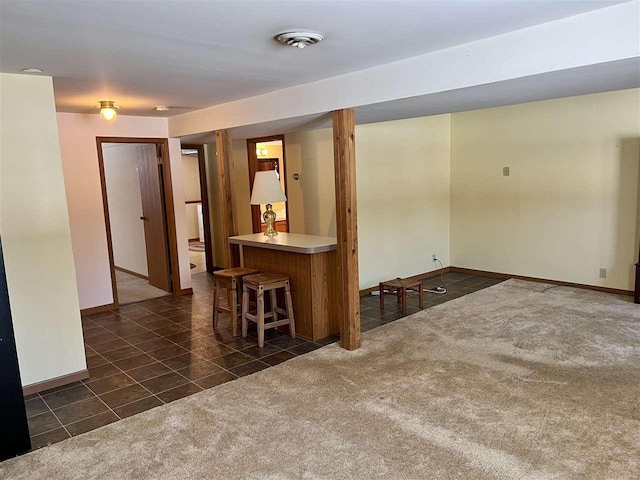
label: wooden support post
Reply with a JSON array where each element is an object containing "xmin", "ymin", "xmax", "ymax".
[
  {"xmin": 215, "ymin": 129, "xmax": 240, "ymax": 267},
  {"xmin": 332, "ymin": 108, "xmax": 361, "ymax": 350}
]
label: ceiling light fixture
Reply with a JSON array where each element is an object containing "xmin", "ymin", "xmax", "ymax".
[
  {"xmin": 275, "ymin": 30, "xmax": 324, "ymax": 49},
  {"xmin": 155, "ymin": 106, "xmax": 169, "ymax": 112},
  {"xmin": 21, "ymin": 68, "xmax": 43, "ymax": 73},
  {"xmin": 98, "ymin": 100, "xmax": 118, "ymax": 123}
]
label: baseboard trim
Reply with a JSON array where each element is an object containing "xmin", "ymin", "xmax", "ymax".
[
  {"xmin": 114, "ymin": 266, "xmax": 148, "ymax": 280},
  {"xmin": 359, "ymin": 267, "xmax": 451, "ymax": 296},
  {"xmin": 23, "ymin": 369, "xmax": 90, "ymax": 396},
  {"xmin": 450, "ymin": 267, "xmax": 634, "ymax": 296},
  {"xmin": 80, "ymin": 303, "xmax": 117, "ymax": 316},
  {"xmin": 178, "ymin": 288, "xmax": 193, "ymax": 296}
]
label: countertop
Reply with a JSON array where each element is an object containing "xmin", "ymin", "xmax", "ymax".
[{"xmin": 229, "ymin": 233, "xmax": 337, "ymax": 254}]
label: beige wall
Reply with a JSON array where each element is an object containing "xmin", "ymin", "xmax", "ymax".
[
  {"xmin": 182, "ymin": 154, "xmax": 201, "ymax": 239},
  {"xmin": 284, "ymin": 128, "xmax": 336, "ymax": 236},
  {"xmin": 0, "ymin": 74, "xmax": 85, "ymax": 386},
  {"xmin": 57, "ymin": 113, "xmax": 190, "ymax": 309},
  {"xmin": 283, "ymin": 115, "xmax": 452, "ymax": 289},
  {"xmin": 357, "ymin": 115, "xmax": 451, "ymax": 289},
  {"xmin": 451, "ymin": 89, "xmax": 640, "ymax": 291},
  {"xmin": 232, "ymin": 140, "xmax": 254, "ymax": 235},
  {"xmin": 102, "ymin": 143, "xmax": 149, "ymax": 276}
]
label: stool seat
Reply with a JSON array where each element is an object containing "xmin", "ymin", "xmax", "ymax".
[
  {"xmin": 213, "ymin": 267, "xmax": 259, "ymax": 337},
  {"xmin": 379, "ymin": 277, "xmax": 423, "ymax": 315},
  {"xmin": 242, "ymin": 272, "xmax": 296, "ymax": 347},
  {"xmin": 243, "ymin": 272, "xmax": 289, "ymax": 286},
  {"xmin": 215, "ymin": 267, "xmax": 258, "ymax": 279}
]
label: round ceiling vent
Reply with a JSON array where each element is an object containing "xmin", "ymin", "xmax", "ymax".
[{"xmin": 275, "ymin": 30, "xmax": 324, "ymax": 49}]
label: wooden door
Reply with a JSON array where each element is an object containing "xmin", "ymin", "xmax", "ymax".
[
  {"xmin": 137, "ymin": 145, "xmax": 172, "ymax": 292},
  {"xmin": 247, "ymin": 135, "xmax": 289, "ymax": 234}
]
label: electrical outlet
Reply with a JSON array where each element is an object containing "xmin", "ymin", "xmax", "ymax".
[
  {"xmin": 599, "ymin": 268, "xmax": 607, "ymax": 279},
  {"xmin": 503, "ymin": 167, "xmax": 510, "ymax": 176},
  {"xmin": 432, "ymin": 254, "xmax": 437, "ymax": 262}
]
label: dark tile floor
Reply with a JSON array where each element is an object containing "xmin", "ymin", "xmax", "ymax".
[{"xmin": 24, "ymin": 271, "xmax": 503, "ymax": 450}]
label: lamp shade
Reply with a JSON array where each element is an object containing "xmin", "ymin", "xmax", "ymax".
[{"xmin": 250, "ymin": 171, "xmax": 287, "ymax": 205}]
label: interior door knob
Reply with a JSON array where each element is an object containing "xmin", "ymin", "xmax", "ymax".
[{"xmin": 140, "ymin": 216, "xmax": 147, "ymax": 221}]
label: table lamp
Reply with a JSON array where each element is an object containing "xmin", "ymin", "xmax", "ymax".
[{"xmin": 250, "ymin": 170, "xmax": 287, "ymax": 238}]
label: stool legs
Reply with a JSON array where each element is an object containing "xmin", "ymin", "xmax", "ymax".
[
  {"xmin": 242, "ymin": 280, "xmax": 296, "ymax": 348},
  {"xmin": 270, "ymin": 290, "xmax": 278, "ymax": 321},
  {"xmin": 241, "ymin": 283, "xmax": 249, "ymax": 338},
  {"xmin": 256, "ymin": 286, "xmax": 265, "ymax": 347},
  {"xmin": 229, "ymin": 277, "xmax": 238, "ymax": 337},
  {"xmin": 284, "ymin": 280, "xmax": 296, "ymax": 339},
  {"xmin": 212, "ymin": 279, "xmax": 220, "ymax": 330},
  {"xmin": 379, "ymin": 282, "xmax": 384, "ymax": 310}
]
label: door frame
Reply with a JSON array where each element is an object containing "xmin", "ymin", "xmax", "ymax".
[
  {"xmin": 182, "ymin": 144, "xmax": 214, "ymax": 273},
  {"xmin": 246, "ymin": 134, "xmax": 290, "ymax": 233},
  {"xmin": 96, "ymin": 137, "xmax": 183, "ymax": 306}
]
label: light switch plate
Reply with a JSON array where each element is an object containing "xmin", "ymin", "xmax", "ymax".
[{"xmin": 503, "ymin": 167, "xmax": 510, "ymax": 176}]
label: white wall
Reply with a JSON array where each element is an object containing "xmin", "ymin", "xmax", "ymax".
[
  {"xmin": 450, "ymin": 89, "xmax": 640, "ymax": 291},
  {"xmin": 0, "ymin": 74, "xmax": 86, "ymax": 386},
  {"xmin": 57, "ymin": 113, "xmax": 191, "ymax": 309},
  {"xmin": 102, "ymin": 143, "xmax": 148, "ymax": 276}
]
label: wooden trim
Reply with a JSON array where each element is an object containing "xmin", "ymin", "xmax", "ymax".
[
  {"xmin": 188, "ymin": 237, "xmax": 200, "ymax": 242},
  {"xmin": 79, "ymin": 303, "xmax": 117, "ymax": 316},
  {"xmin": 22, "ymin": 369, "xmax": 89, "ymax": 396},
  {"xmin": 332, "ymin": 109, "xmax": 361, "ymax": 350},
  {"xmin": 450, "ymin": 267, "xmax": 634, "ymax": 296},
  {"xmin": 215, "ymin": 130, "xmax": 240, "ymax": 267},
  {"xmin": 114, "ymin": 266, "xmax": 148, "ymax": 280},
  {"xmin": 179, "ymin": 288, "xmax": 194, "ymax": 296},
  {"xmin": 183, "ymin": 144, "xmax": 214, "ymax": 273},
  {"xmin": 96, "ymin": 137, "xmax": 183, "ymax": 305},
  {"xmin": 246, "ymin": 134, "xmax": 290, "ymax": 234},
  {"xmin": 359, "ymin": 267, "xmax": 452, "ymax": 296},
  {"xmin": 184, "ymin": 199, "xmax": 202, "ymax": 205},
  {"xmin": 95, "ymin": 138, "xmax": 120, "ymax": 306},
  {"xmin": 157, "ymin": 140, "xmax": 182, "ymax": 296}
]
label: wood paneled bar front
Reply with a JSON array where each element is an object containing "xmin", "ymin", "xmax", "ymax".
[{"xmin": 229, "ymin": 233, "xmax": 339, "ymax": 341}]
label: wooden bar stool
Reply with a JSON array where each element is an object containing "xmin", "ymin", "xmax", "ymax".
[
  {"xmin": 379, "ymin": 278, "xmax": 424, "ymax": 315},
  {"xmin": 212, "ymin": 267, "xmax": 258, "ymax": 337},
  {"xmin": 242, "ymin": 273, "xmax": 296, "ymax": 348}
]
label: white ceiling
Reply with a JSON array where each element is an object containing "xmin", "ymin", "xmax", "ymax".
[{"xmin": 0, "ymin": 0, "xmax": 628, "ymax": 116}]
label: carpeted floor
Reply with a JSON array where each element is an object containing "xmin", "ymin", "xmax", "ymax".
[{"xmin": 2, "ymin": 279, "xmax": 639, "ymax": 479}]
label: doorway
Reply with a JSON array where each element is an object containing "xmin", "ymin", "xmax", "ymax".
[
  {"xmin": 181, "ymin": 144, "xmax": 214, "ymax": 275},
  {"xmin": 247, "ymin": 135, "xmax": 289, "ymax": 233},
  {"xmin": 97, "ymin": 138, "xmax": 179, "ymax": 305}
]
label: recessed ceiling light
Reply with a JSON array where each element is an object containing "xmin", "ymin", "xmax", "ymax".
[
  {"xmin": 275, "ymin": 30, "xmax": 324, "ymax": 49},
  {"xmin": 21, "ymin": 68, "xmax": 43, "ymax": 73},
  {"xmin": 155, "ymin": 106, "xmax": 169, "ymax": 112}
]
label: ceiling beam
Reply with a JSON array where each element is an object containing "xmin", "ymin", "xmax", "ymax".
[{"xmin": 169, "ymin": 2, "xmax": 639, "ymax": 138}]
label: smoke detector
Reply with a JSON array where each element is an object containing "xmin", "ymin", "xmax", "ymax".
[{"xmin": 275, "ymin": 30, "xmax": 324, "ymax": 49}]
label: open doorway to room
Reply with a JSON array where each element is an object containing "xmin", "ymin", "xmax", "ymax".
[
  {"xmin": 97, "ymin": 138, "xmax": 179, "ymax": 305},
  {"xmin": 247, "ymin": 135, "xmax": 289, "ymax": 233},
  {"xmin": 181, "ymin": 145, "xmax": 214, "ymax": 275}
]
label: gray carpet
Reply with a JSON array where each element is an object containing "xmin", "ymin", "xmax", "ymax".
[{"xmin": 2, "ymin": 279, "xmax": 639, "ymax": 479}]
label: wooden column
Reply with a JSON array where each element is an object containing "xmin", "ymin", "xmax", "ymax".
[
  {"xmin": 215, "ymin": 129, "xmax": 240, "ymax": 267},
  {"xmin": 332, "ymin": 108, "xmax": 361, "ymax": 350}
]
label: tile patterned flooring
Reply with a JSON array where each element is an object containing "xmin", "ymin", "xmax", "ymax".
[{"xmin": 24, "ymin": 271, "xmax": 504, "ymax": 451}]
